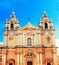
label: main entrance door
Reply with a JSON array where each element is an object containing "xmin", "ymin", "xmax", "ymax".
[
  {"xmin": 47, "ymin": 63, "xmax": 51, "ymax": 65},
  {"xmin": 27, "ymin": 61, "xmax": 32, "ymax": 65},
  {"xmin": 9, "ymin": 63, "xmax": 12, "ymax": 65},
  {"xmin": 8, "ymin": 59, "xmax": 15, "ymax": 65}
]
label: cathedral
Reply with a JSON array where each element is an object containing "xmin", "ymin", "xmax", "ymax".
[{"xmin": 0, "ymin": 11, "xmax": 58, "ymax": 65}]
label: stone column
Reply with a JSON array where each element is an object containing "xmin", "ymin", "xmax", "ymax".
[
  {"xmin": 23, "ymin": 33, "xmax": 25, "ymax": 46},
  {"xmin": 35, "ymin": 56, "xmax": 36, "ymax": 65},
  {"xmin": 19, "ymin": 33, "xmax": 22, "ymax": 46},
  {"xmin": 52, "ymin": 35, "xmax": 56, "ymax": 46},
  {"xmin": 18, "ymin": 33, "xmax": 20, "ymax": 45},
  {"xmin": 15, "ymin": 32, "xmax": 19, "ymax": 46},
  {"xmin": 4, "ymin": 36, "xmax": 7, "ymax": 46},
  {"xmin": 3, "ymin": 54, "xmax": 6, "ymax": 65},
  {"xmin": 17, "ymin": 53, "xmax": 20, "ymax": 65},
  {"xmin": 36, "ymin": 53, "xmax": 39, "ymax": 65},
  {"xmin": 23, "ymin": 55, "xmax": 25, "ymax": 65},
  {"xmin": 36, "ymin": 34, "xmax": 38, "ymax": 46},
  {"xmin": 53, "ymin": 52, "xmax": 57, "ymax": 65},
  {"xmin": 33, "ymin": 33, "xmax": 36, "ymax": 46},
  {"xmin": 20, "ymin": 54, "xmax": 22, "ymax": 65},
  {"xmin": 2, "ymin": 49, "xmax": 6, "ymax": 65},
  {"xmin": 39, "ymin": 34, "xmax": 41, "ymax": 46},
  {"xmin": 40, "ymin": 53, "xmax": 42, "ymax": 65}
]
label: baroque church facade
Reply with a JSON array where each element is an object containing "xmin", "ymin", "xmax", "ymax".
[{"xmin": 0, "ymin": 11, "xmax": 58, "ymax": 65}]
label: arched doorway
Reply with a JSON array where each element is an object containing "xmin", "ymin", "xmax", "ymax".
[
  {"xmin": 27, "ymin": 61, "xmax": 32, "ymax": 65},
  {"xmin": 25, "ymin": 50, "xmax": 35, "ymax": 65},
  {"xmin": 47, "ymin": 62, "xmax": 51, "ymax": 65},
  {"xmin": 9, "ymin": 63, "xmax": 12, "ymax": 65},
  {"xmin": 8, "ymin": 59, "xmax": 15, "ymax": 65}
]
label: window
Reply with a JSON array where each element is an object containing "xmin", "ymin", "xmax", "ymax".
[
  {"xmin": 45, "ymin": 23, "xmax": 48, "ymax": 29},
  {"xmin": 10, "ymin": 23, "xmax": 14, "ymax": 30},
  {"xmin": 27, "ymin": 38, "xmax": 32, "ymax": 46}
]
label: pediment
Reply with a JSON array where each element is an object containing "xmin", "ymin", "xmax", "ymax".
[{"xmin": 22, "ymin": 22, "xmax": 39, "ymax": 30}]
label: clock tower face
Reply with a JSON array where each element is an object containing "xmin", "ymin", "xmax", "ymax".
[
  {"xmin": 45, "ymin": 31, "xmax": 49, "ymax": 35},
  {"xmin": 10, "ymin": 31, "xmax": 14, "ymax": 35}
]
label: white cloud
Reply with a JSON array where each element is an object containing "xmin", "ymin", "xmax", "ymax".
[
  {"xmin": 56, "ymin": 39, "xmax": 59, "ymax": 47},
  {"xmin": 56, "ymin": 39, "xmax": 59, "ymax": 55},
  {"xmin": 0, "ymin": 42, "xmax": 3, "ymax": 44}
]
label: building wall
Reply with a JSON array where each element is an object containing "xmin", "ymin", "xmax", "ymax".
[
  {"xmin": 0, "ymin": 11, "xmax": 58, "ymax": 65},
  {"xmin": 1, "ymin": 47, "xmax": 58, "ymax": 65}
]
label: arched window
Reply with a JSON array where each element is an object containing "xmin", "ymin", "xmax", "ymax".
[
  {"xmin": 27, "ymin": 38, "xmax": 32, "ymax": 46},
  {"xmin": 45, "ymin": 23, "xmax": 48, "ymax": 29},
  {"xmin": 47, "ymin": 37, "xmax": 50, "ymax": 43},
  {"xmin": 47, "ymin": 62, "xmax": 51, "ymax": 65},
  {"xmin": 10, "ymin": 23, "xmax": 14, "ymax": 30}
]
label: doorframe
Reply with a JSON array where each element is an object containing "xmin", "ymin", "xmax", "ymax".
[
  {"xmin": 27, "ymin": 61, "xmax": 33, "ymax": 65},
  {"xmin": 7, "ymin": 59, "xmax": 15, "ymax": 65}
]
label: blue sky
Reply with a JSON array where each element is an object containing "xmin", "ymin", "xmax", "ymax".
[{"xmin": 0, "ymin": 0, "xmax": 59, "ymax": 42}]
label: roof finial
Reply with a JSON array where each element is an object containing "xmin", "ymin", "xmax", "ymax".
[
  {"xmin": 12, "ymin": 9, "xmax": 15, "ymax": 15},
  {"xmin": 28, "ymin": 18, "xmax": 30, "ymax": 24},
  {"xmin": 10, "ymin": 9, "xmax": 15, "ymax": 18},
  {"xmin": 43, "ymin": 9, "xmax": 48, "ymax": 17},
  {"xmin": 49, "ymin": 18, "xmax": 53, "ymax": 22}
]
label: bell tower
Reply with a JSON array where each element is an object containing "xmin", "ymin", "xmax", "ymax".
[
  {"xmin": 4, "ymin": 10, "xmax": 20, "ymax": 48},
  {"xmin": 38, "ymin": 11, "xmax": 56, "ymax": 47}
]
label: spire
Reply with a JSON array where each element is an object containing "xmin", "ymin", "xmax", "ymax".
[
  {"xmin": 12, "ymin": 9, "xmax": 15, "ymax": 14},
  {"xmin": 10, "ymin": 9, "xmax": 16, "ymax": 18},
  {"xmin": 41, "ymin": 10, "xmax": 48, "ymax": 21},
  {"xmin": 43, "ymin": 10, "xmax": 48, "ymax": 17}
]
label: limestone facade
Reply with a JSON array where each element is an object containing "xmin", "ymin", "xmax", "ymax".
[{"xmin": 0, "ymin": 11, "xmax": 58, "ymax": 65}]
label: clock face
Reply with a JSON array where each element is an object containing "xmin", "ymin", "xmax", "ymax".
[
  {"xmin": 45, "ymin": 31, "xmax": 49, "ymax": 35},
  {"xmin": 10, "ymin": 31, "xmax": 14, "ymax": 35}
]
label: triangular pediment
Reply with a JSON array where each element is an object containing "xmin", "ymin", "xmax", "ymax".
[{"xmin": 22, "ymin": 22, "xmax": 39, "ymax": 30}]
